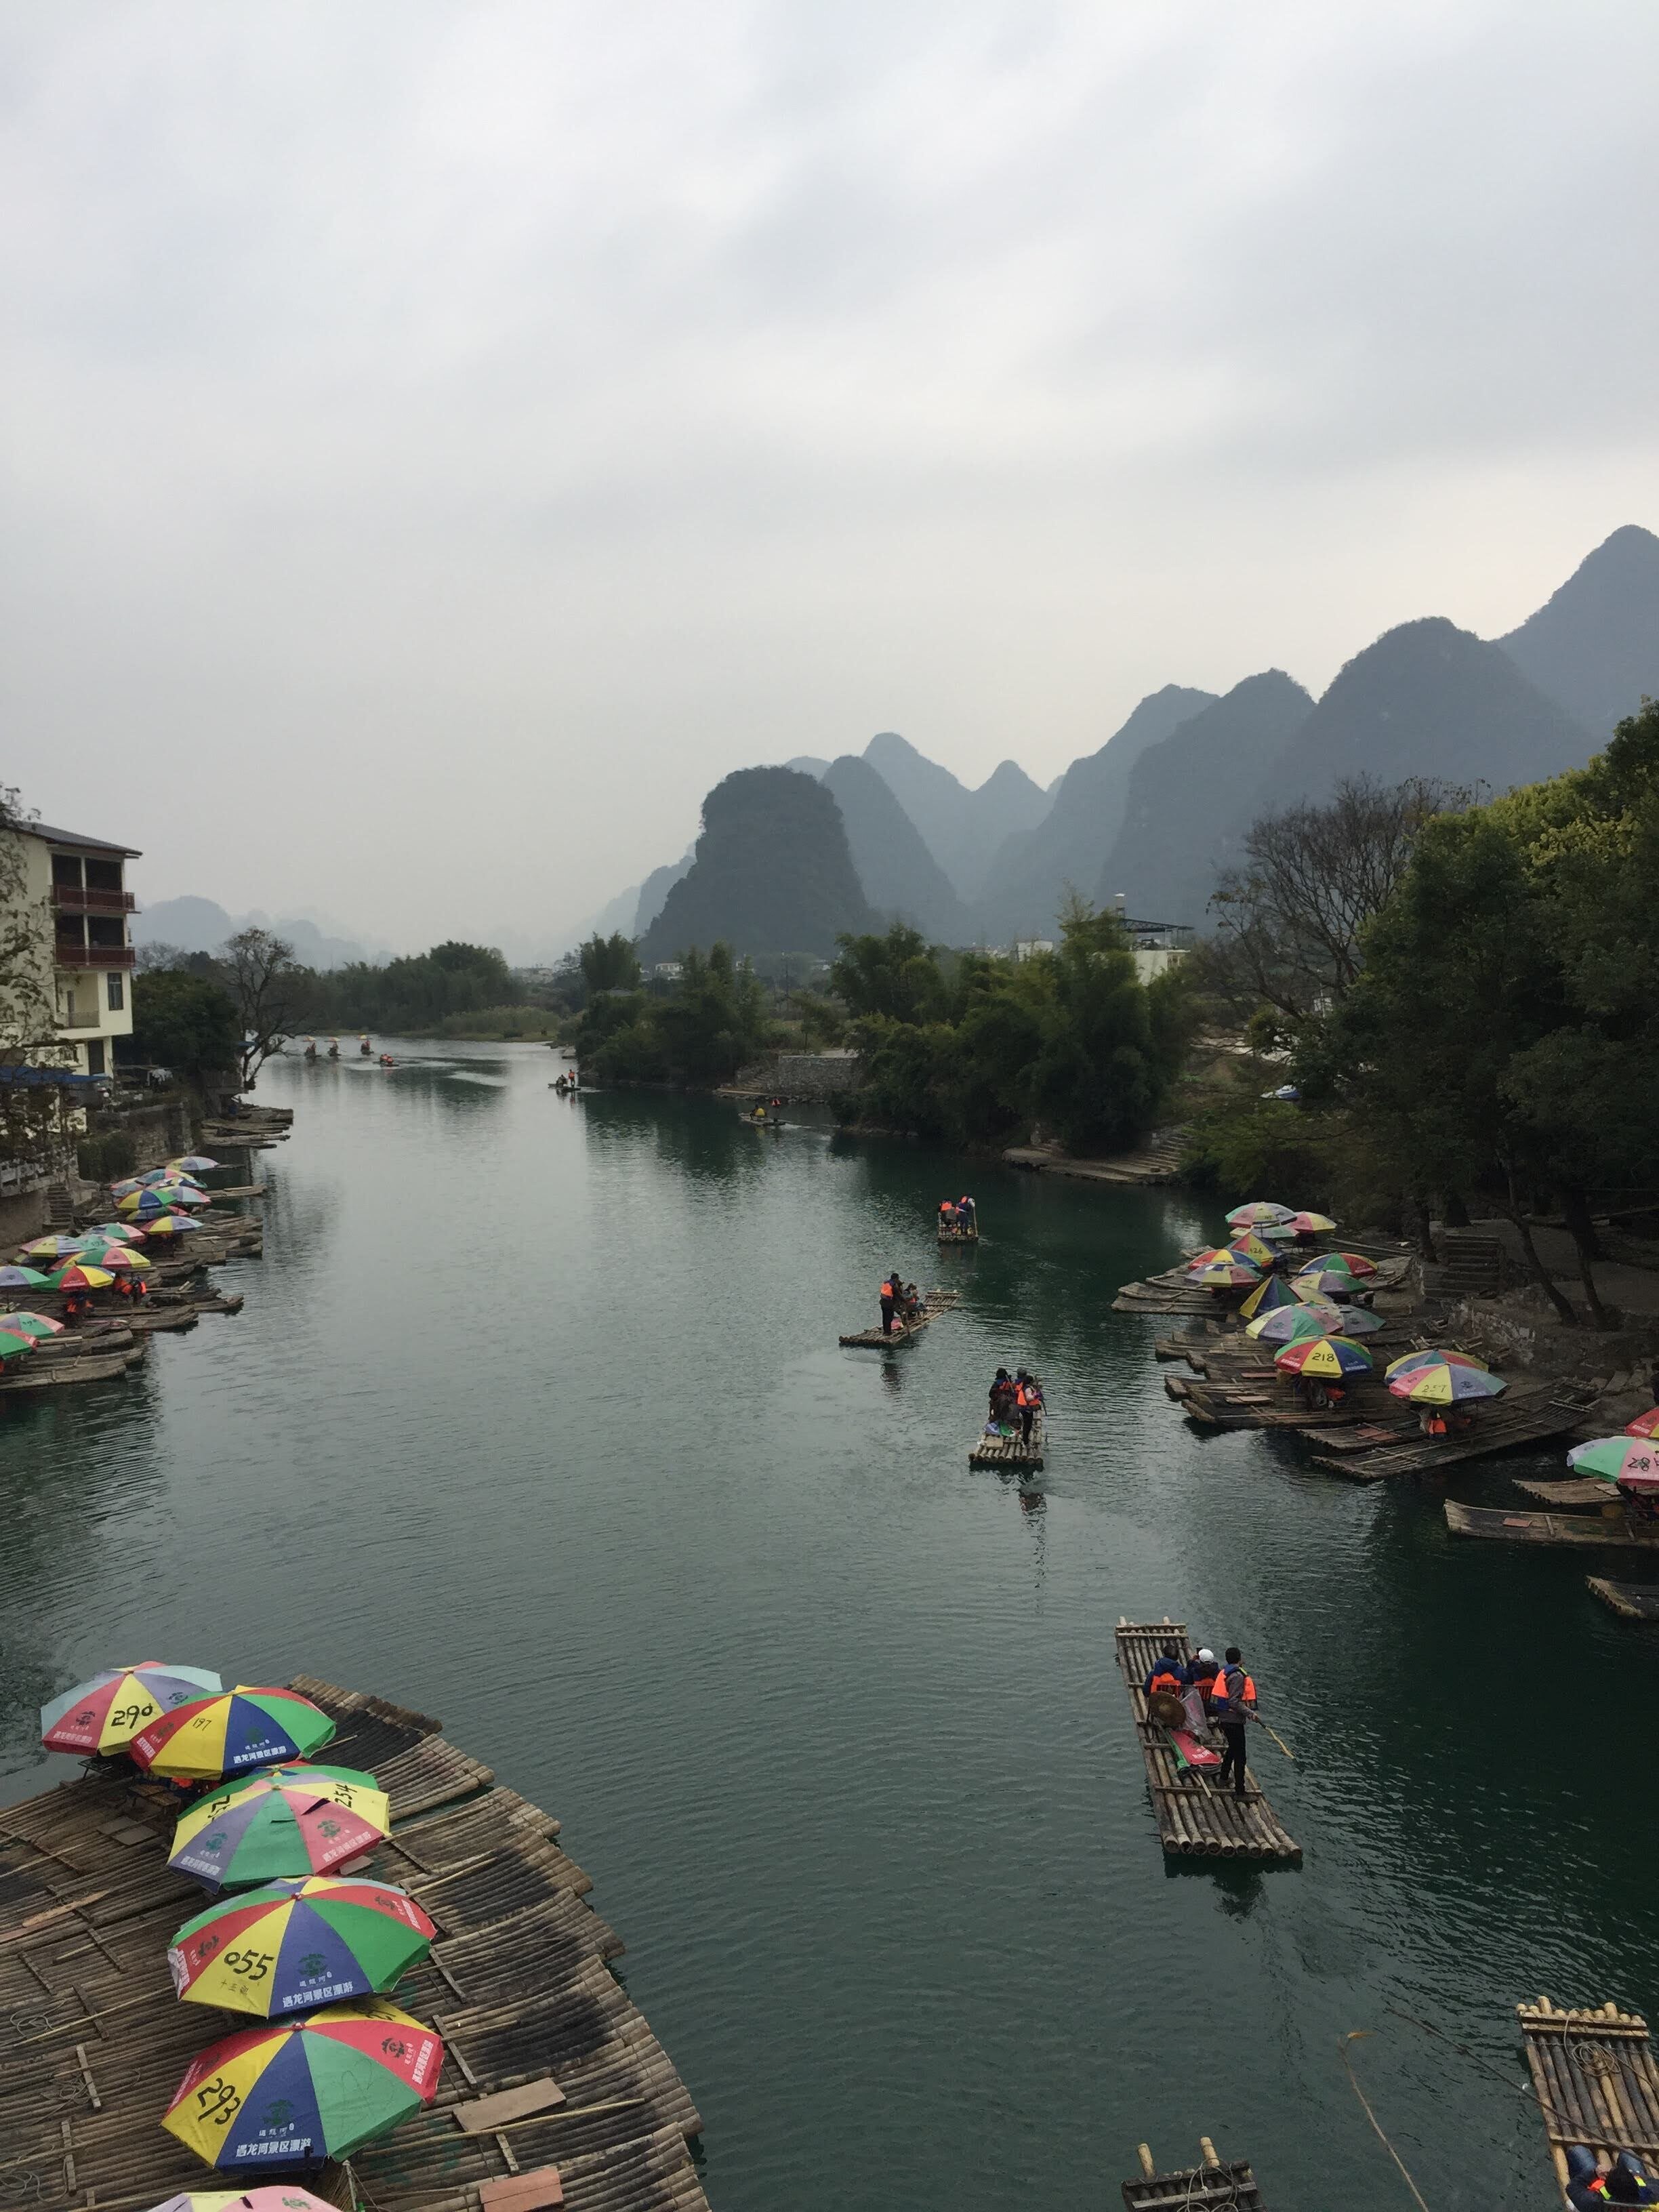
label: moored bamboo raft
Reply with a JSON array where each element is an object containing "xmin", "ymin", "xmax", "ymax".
[
  {"xmin": 969, "ymin": 1415, "xmax": 1044, "ymax": 1469},
  {"xmin": 0, "ymin": 1678, "xmax": 710, "ymax": 2212},
  {"xmin": 1445, "ymin": 1500, "xmax": 1659, "ymax": 1551},
  {"xmin": 1113, "ymin": 1620, "xmax": 1300, "ymax": 1864},
  {"xmin": 1586, "ymin": 1576, "xmax": 1659, "ymax": 1620},
  {"xmin": 1309, "ymin": 1385, "xmax": 1578, "ymax": 1481},
  {"xmin": 0, "ymin": 1344, "xmax": 144, "ymax": 1391},
  {"xmin": 838, "ymin": 1288, "xmax": 960, "ymax": 1347},
  {"xmin": 1517, "ymin": 1997, "xmax": 1659, "ymax": 2202},
  {"xmin": 1123, "ymin": 2138, "xmax": 1266, "ymax": 2209},
  {"xmin": 1515, "ymin": 1477, "xmax": 1624, "ymax": 1510}
]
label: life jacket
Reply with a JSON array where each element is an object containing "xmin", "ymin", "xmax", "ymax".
[
  {"xmin": 880, "ymin": 1279, "xmax": 894, "ymax": 1300},
  {"xmin": 1425, "ymin": 1412, "xmax": 1448, "ymax": 1435},
  {"xmin": 1214, "ymin": 1666, "xmax": 1256, "ymax": 1713},
  {"xmin": 1147, "ymin": 1666, "xmax": 1182, "ymax": 1698}
]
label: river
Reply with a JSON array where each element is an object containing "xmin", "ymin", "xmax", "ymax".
[{"xmin": 3, "ymin": 1042, "xmax": 1654, "ymax": 2212}]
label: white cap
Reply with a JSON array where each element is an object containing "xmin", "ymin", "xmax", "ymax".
[{"xmin": 1197, "ymin": 1648, "xmax": 1216, "ymax": 1662}]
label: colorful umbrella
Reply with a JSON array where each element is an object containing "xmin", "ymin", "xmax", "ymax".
[
  {"xmin": 168, "ymin": 1765, "xmax": 386, "ymax": 1887},
  {"xmin": 1384, "ymin": 1347, "xmax": 1490, "ymax": 1381},
  {"xmin": 1246, "ymin": 1300, "xmax": 1347, "ymax": 1343},
  {"xmin": 1294, "ymin": 1251, "xmax": 1378, "ymax": 1282},
  {"xmin": 134, "ymin": 1687, "xmax": 337, "ymax": 1780},
  {"xmin": 1279, "ymin": 1211, "xmax": 1337, "ymax": 1234},
  {"xmin": 1225, "ymin": 1202, "xmax": 1294, "ymax": 1228},
  {"xmin": 1274, "ymin": 1334, "xmax": 1374, "ymax": 1380},
  {"xmin": 41, "ymin": 1663, "xmax": 224, "ymax": 1756},
  {"xmin": 1387, "ymin": 1359, "xmax": 1507, "ymax": 1404},
  {"xmin": 48, "ymin": 1263, "xmax": 115, "ymax": 1292},
  {"xmin": 1566, "ymin": 1437, "xmax": 1659, "ymax": 1490},
  {"xmin": 146, "ymin": 2190, "xmax": 337, "ymax": 2212},
  {"xmin": 1226, "ymin": 1231, "xmax": 1280, "ymax": 1269},
  {"xmin": 169, "ymin": 1878, "xmax": 436, "ymax": 2017},
  {"xmin": 161, "ymin": 1999, "xmax": 444, "ymax": 2168},
  {"xmin": 143, "ymin": 1213, "xmax": 204, "ymax": 1236},
  {"xmin": 24, "ymin": 1235, "xmax": 90, "ymax": 1258},
  {"xmin": 1624, "ymin": 1407, "xmax": 1659, "ymax": 1440},
  {"xmin": 0, "ymin": 1311, "xmax": 64, "ymax": 1337},
  {"xmin": 92, "ymin": 1244, "xmax": 150, "ymax": 1271},
  {"xmin": 1186, "ymin": 1260, "xmax": 1262, "ymax": 1288},
  {"xmin": 1239, "ymin": 1273, "xmax": 1299, "ymax": 1319},
  {"xmin": 109, "ymin": 1177, "xmax": 145, "ymax": 1197},
  {"xmin": 169, "ymin": 1156, "xmax": 220, "ymax": 1174},
  {"xmin": 0, "ymin": 1328, "xmax": 39, "ymax": 1359},
  {"xmin": 0, "ymin": 1264, "xmax": 51, "ymax": 1288},
  {"xmin": 157, "ymin": 1185, "xmax": 212, "ymax": 1208},
  {"xmin": 87, "ymin": 1220, "xmax": 148, "ymax": 1242}
]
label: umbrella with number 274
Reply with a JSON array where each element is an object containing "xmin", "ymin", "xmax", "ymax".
[{"xmin": 169, "ymin": 1765, "xmax": 389, "ymax": 1889}]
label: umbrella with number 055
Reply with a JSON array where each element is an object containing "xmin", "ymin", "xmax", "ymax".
[
  {"xmin": 161, "ymin": 1999, "xmax": 444, "ymax": 2169},
  {"xmin": 133, "ymin": 1687, "xmax": 335, "ymax": 1780},
  {"xmin": 169, "ymin": 1765, "xmax": 389, "ymax": 1889},
  {"xmin": 41, "ymin": 1663, "xmax": 224, "ymax": 1756},
  {"xmin": 169, "ymin": 1877, "xmax": 436, "ymax": 2017}
]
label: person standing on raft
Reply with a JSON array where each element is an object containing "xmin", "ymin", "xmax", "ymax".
[
  {"xmin": 1210, "ymin": 1646, "xmax": 1257, "ymax": 1799},
  {"xmin": 879, "ymin": 1275, "xmax": 897, "ymax": 1336}
]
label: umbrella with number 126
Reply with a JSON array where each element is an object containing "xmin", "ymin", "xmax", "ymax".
[
  {"xmin": 132, "ymin": 1687, "xmax": 335, "ymax": 1780},
  {"xmin": 41, "ymin": 1663, "xmax": 223, "ymax": 1756},
  {"xmin": 169, "ymin": 1765, "xmax": 389, "ymax": 1889},
  {"xmin": 169, "ymin": 1877, "xmax": 436, "ymax": 2017},
  {"xmin": 161, "ymin": 1999, "xmax": 444, "ymax": 2169}
]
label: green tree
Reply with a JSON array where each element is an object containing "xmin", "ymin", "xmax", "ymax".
[
  {"xmin": 128, "ymin": 970, "xmax": 241, "ymax": 1078},
  {"xmin": 830, "ymin": 924, "xmax": 947, "ymax": 1024},
  {"xmin": 578, "ymin": 933, "xmax": 642, "ymax": 994}
]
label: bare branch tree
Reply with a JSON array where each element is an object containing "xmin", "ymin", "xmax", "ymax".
[
  {"xmin": 1209, "ymin": 775, "xmax": 1473, "ymax": 1026},
  {"xmin": 222, "ymin": 926, "xmax": 303, "ymax": 1088},
  {"xmin": 0, "ymin": 785, "xmax": 79, "ymax": 1184}
]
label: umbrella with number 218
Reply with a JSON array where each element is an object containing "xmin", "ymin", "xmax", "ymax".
[{"xmin": 161, "ymin": 1999, "xmax": 444, "ymax": 2168}]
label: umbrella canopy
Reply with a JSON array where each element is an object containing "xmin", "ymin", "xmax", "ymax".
[
  {"xmin": 1186, "ymin": 1260, "xmax": 1262, "ymax": 1288},
  {"xmin": 1567, "ymin": 1437, "xmax": 1659, "ymax": 1490},
  {"xmin": 146, "ymin": 2190, "xmax": 337, "ymax": 2212},
  {"xmin": 1225, "ymin": 1202, "xmax": 1294, "ymax": 1228},
  {"xmin": 1624, "ymin": 1406, "xmax": 1659, "ymax": 1439},
  {"xmin": 42, "ymin": 1663, "xmax": 224, "ymax": 1756},
  {"xmin": 169, "ymin": 1877, "xmax": 436, "ymax": 2017},
  {"xmin": 1239, "ymin": 1273, "xmax": 1300, "ymax": 1320},
  {"xmin": 134, "ymin": 1687, "xmax": 336, "ymax": 1780},
  {"xmin": 168, "ymin": 1765, "xmax": 386, "ymax": 1888},
  {"xmin": 109, "ymin": 1177, "xmax": 145, "ymax": 1197},
  {"xmin": 161, "ymin": 1999, "xmax": 443, "ymax": 2168},
  {"xmin": 1274, "ymin": 1334, "xmax": 1374, "ymax": 1380},
  {"xmin": 24, "ymin": 1235, "xmax": 90, "ymax": 1258},
  {"xmin": 1247, "ymin": 1300, "xmax": 1347, "ymax": 1343},
  {"xmin": 1294, "ymin": 1250, "xmax": 1379, "ymax": 1282},
  {"xmin": 143, "ymin": 1213, "xmax": 204, "ymax": 1236},
  {"xmin": 94, "ymin": 1244, "xmax": 150, "ymax": 1271},
  {"xmin": 0, "ymin": 1264, "xmax": 51, "ymax": 1288},
  {"xmin": 1280, "ymin": 1211, "xmax": 1337, "ymax": 1234},
  {"xmin": 159, "ymin": 1185, "xmax": 212, "ymax": 1208},
  {"xmin": 0, "ymin": 1311, "xmax": 64, "ymax": 1337},
  {"xmin": 1384, "ymin": 1347, "xmax": 1490, "ymax": 1381},
  {"xmin": 1226, "ymin": 1231, "xmax": 1279, "ymax": 1269},
  {"xmin": 87, "ymin": 1220, "xmax": 148, "ymax": 1242},
  {"xmin": 1387, "ymin": 1359, "xmax": 1507, "ymax": 1405},
  {"xmin": 0, "ymin": 1328, "xmax": 39, "ymax": 1359},
  {"xmin": 118, "ymin": 1189, "xmax": 173, "ymax": 1215},
  {"xmin": 169, "ymin": 1155, "xmax": 220, "ymax": 1173},
  {"xmin": 48, "ymin": 1263, "xmax": 115, "ymax": 1292}
]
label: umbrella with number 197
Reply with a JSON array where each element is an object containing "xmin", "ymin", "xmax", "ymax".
[
  {"xmin": 161, "ymin": 1999, "xmax": 444, "ymax": 2169},
  {"xmin": 168, "ymin": 1765, "xmax": 388, "ymax": 1889},
  {"xmin": 168, "ymin": 1877, "xmax": 436, "ymax": 2017},
  {"xmin": 133, "ymin": 1687, "xmax": 335, "ymax": 1780},
  {"xmin": 41, "ymin": 1664, "xmax": 224, "ymax": 1756}
]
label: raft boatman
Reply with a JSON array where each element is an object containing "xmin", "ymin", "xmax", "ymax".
[
  {"xmin": 1210, "ymin": 1647, "xmax": 1257, "ymax": 1800},
  {"xmin": 879, "ymin": 1274, "xmax": 897, "ymax": 1336},
  {"xmin": 1565, "ymin": 2149, "xmax": 1658, "ymax": 2207}
]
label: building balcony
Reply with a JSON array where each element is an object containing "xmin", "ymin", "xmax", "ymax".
[
  {"xmin": 53, "ymin": 885, "xmax": 136, "ymax": 914},
  {"xmin": 55, "ymin": 944, "xmax": 136, "ymax": 971},
  {"xmin": 58, "ymin": 1009, "xmax": 101, "ymax": 1029}
]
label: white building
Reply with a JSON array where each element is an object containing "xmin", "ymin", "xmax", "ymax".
[{"xmin": 14, "ymin": 822, "xmax": 140, "ymax": 1076}]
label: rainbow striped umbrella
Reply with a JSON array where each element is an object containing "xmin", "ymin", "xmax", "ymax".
[
  {"xmin": 47, "ymin": 1263, "xmax": 115, "ymax": 1292},
  {"xmin": 142, "ymin": 1214, "xmax": 204, "ymax": 1236},
  {"xmin": 87, "ymin": 1220, "xmax": 148, "ymax": 1242},
  {"xmin": 24, "ymin": 1235, "xmax": 89, "ymax": 1258},
  {"xmin": 169, "ymin": 1877, "xmax": 436, "ymax": 2018},
  {"xmin": 0, "ymin": 1328, "xmax": 39, "ymax": 1359},
  {"xmin": 41, "ymin": 1663, "xmax": 224, "ymax": 1756},
  {"xmin": 0, "ymin": 1265, "xmax": 51, "ymax": 1288},
  {"xmin": 1239, "ymin": 1273, "xmax": 1299, "ymax": 1319},
  {"xmin": 1273, "ymin": 1334, "xmax": 1374, "ymax": 1380},
  {"xmin": 91, "ymin": 1243, "xmax": 150, "ymax": 1271},
  {"xmin": 1387, "ymin": 1358, "xmax": 1505, "ymax": 1405},
  {"xmin": 1626, "ymin": 1407, "xmax": 1659, "ymax": 1439},
  {"xmin": 0, "ymin": 1311, "xmax": 64, "ymax": 1338},
  {"xmin": 168, "ymin": 1765, "xmax": 387, "ymax": 1888},
  {"xmin": 147, "ymin": 2190, "xmax": 337, "ymax": 2212},
  {"xmin": 161, "ymin": 1999, "xmax": 444, "ymax": 2168},
  {"xmin": 1567, "ymin": 1437, "xmax": 1659, "ymax": 1490},
  {"xmin": 1280, "ymin": 1211, "xmax": 1336, "ymax": 1234},
  {"xmin": 169, "ymin": 1156, "xmax": 220, "ymax": 1174},
  {"xmin": 1294, "ymin": 1251, "xmax": 1378, "ymax": 1285},
  {"xmin": 1186, "ymin": 1260, "xmax": 1261, "ymax": 1288},
  {"xmin": 1225, "ymin": 1202, "xmax": 1294, "ymax": 1228},
  {"xmin": 1247, "ymin": 1300, "xmax": 1345, "ymax": 1343},
  {"xmin": 1226, "ymin": 1231, "xmax": 1279, "ymax": 1269},
  {"xmin": 133, "ymin": 1687, "xmax": 336, "ymax": 1780},
  {"xmin": 1384, "ymin": 1347, "xmax": 1490, "ymax": 1382}
]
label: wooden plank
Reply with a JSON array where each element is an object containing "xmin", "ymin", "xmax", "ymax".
[
  {"xmin": 968, "ymin": 1418, "xmax": 1045, "ymax": 1471},
  {"xmin": 455, "ymin": 2078, "xmax": 567, "ymax": 2131},
  {"xmin": 478, "ymin": 2167, "xmax": 565, "ymax": 2212},
  {"xmin": 1515, "ymin": 1478, "xmax": 1624, "ymax": 1510}
]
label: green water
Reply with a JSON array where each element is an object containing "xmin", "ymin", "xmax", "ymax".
[{"xmin": 3, "ymin": 1044, "xmax": 1654, "ymax": 2211}]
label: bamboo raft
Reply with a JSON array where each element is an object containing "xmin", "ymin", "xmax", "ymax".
[
  {"xmin": 1124, "ymin": 2139, "xmax": 1265, "ymax": 2210},
  {"xmin": 1586, "ymin": 1577, "xmax": 1659, "ymax": 1620},
  {"xmin": 0, "ymin": 1679, "xmax": 710, "ymax": 2212},
  {"xmin": 1515, "ymin": 1477, "xmax": 1624, "ymax": 1510},
  {"xmin": 969, "ymin": 1415, "xmax": 1044, "ymax": 1470},
  {"xmin": 1308, "ymin": 1385, "xmax": 1578, "ymax": 1480},
  {"xmin": 838, "ymin": 1288, "xmax": 960, "ymax": 1348},
  {"xmin": 0, "ymin": 1345, "xmax": 144, "ymax": 1391},
  {"xmin": 1445, "ymin": 1500, "xmax": 1659, "ymax": 1551},
  {"xmin": 937, "ymin": 1223, "xmax": 979, "ymax": 1244},
  {"xmin": 1517, "ymin": 1998, "xmax": 1659, "ymax": 2201},
  {"xmin": 1113, "ymin": 1621, "xmax": 1300, "ymax": 1863}
]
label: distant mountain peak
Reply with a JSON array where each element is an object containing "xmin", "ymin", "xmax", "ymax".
[{"xmin": 1498, "ymin": 524, "xmax": 1659, "ymax": 735}]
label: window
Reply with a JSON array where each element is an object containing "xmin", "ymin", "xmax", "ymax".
[
  {"xmin": 85, "ymin": 1039, "xmax": 106, "ymax": 1075},
  {"xmin": 106, "ymin": 972, "xmax": 124, "ymax": 1011}
]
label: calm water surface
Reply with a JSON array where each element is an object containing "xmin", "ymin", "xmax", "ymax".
[{"xmin": 3, "ymin": 1044, "xmax": 1656, "ymax": 2211}]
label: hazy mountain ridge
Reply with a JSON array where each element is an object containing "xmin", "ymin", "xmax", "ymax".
[
  {"xmin": 1496, "ymin": 523, "xmax": 1659, "ymax": 736},
  {"xmin": 133, "ymin": 895, "xmax": 392, "ymax": 970},
  {"xmin": 821, "ymin": 755, "xmax": 969, "ymax": 943},
  {"xmin": 861, "ymin": 731, "xmax": 1050, "ymax": 897}
]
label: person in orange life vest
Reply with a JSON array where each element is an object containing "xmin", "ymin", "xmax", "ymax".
[
  {"xmin": 939, "ymin": 1199, "xmax": 958, "ymax": 1232},
  {"xmin": 1210, "ymin": 1647, "xmax": 1257, "ymax": 1799},
  {"xmin": 1143, "ymin": 1646, "xmax": 1184, "ymax": 1699},
  {"xmin": 878, "ymin": 1276, "xmax": 896, "ymax": 1334},
  {"xmin": 1185, "ymin": 1647, "xmax": 1221, "ymax": 1693},
  {"xmin": 1015, "ymin": 1372, "xmax": 1042, "ymax": 1446},
  {"xmin": 1419, "ymin": 1406, "xmax": 1449, "ymax": 1437},
  {"xmin": 1566, "ymin": 2147, "xmax": 1657, "ymax": 2208}
]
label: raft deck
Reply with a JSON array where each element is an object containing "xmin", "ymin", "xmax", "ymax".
[
  {"xmin": 937, "ymin": 1223, "xmax": 979, "ymax": 1244},
  {"xmin": 1445, "ymin": 1501, "xmax": 1659, "ymax": 1551},
  {"xmin": 1517, "ymin": 1999, "xmax": 1659, "ymax": 2203},
  {"xmin": 969, "ymin": 1415, "xmax": 1044, "ymax": 1470},
  {"xmin": 1113, "ymin": 1620, "xmax": 1300, "ymax": 1864},
  {"xmin": 1124, "ymin": 2139, "xmax": 1265, "ymax": 2210},
  {"xmin": 1586, "ymin": 1577, "xmax": 1659, "ymax": 1620},
  {"xmin": 838, "ymin": 1288, "xmax": 960, "ymax": 1348},
  {"xmin": 0, "ymin": 1677, "xmax": 708, "ymax": 2212}
]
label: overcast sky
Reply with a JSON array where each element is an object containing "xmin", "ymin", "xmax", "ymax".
[{"xmin": 3, "ymin": 1, "xmax": 1656, "ymax": 951}]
